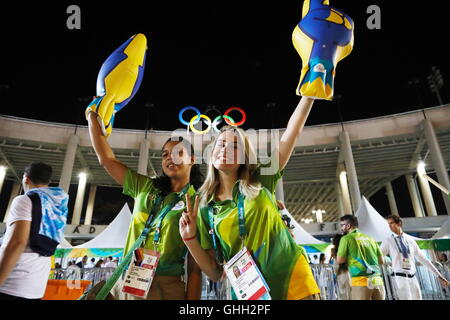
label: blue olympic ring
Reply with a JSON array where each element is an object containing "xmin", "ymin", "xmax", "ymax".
[{"xmin": 178, "ymin": 106, "xmax": 201, "ymax": 126}]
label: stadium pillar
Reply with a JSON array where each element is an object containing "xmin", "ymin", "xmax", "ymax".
[
  {"xmin": 138, "ymin": 137, "xmax": 150, "ymax": 176},
  {"xmin": 0, "ymin": 166, "xmax": 6, "ymax": 196},
  {"xmin": 335, "ymin": 182, "xmax": 345, "ymax": 217},
  {"xmin": 423, "ymin": 119, "xmax": 450, "ymax": 215},
  {"xmin": 417, "ymin": 163, "xmax": 438, "ymax": 217},
  {"xmin": 72, "ymin": 172, "xmax": 87, "ymax": 225},
  {"xmin": 84, "ymin": 184, "xmax": 97, "ymax": 225},
  {"xmin": 59, "ymin": 134, "xmax": 79, "ymax": 193},
  {"xmin": 275, "ymin": 178, "xmax": 285, "ymax": 203},
  {"xmin": 405, "ymin": 174, "xmax": 425, "ymax": 218},
  {"xmin": 385, "ymin": 182, "xmax": 399, "ymax": 216},
  {"xmin": 339, "ymin": 171, "xmax": 352, "ymax": 215},
  {"xmin": 339, "ymin": 131, "xmax": 361, "ymax": 212}
]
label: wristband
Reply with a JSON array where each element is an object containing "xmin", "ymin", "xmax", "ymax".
[{"xmin": 183, "ymin": 234, "xmax": 197, "ymax": 242}]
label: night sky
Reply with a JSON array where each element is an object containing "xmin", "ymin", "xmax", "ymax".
[{"xmin": 0, "ymin": 1, "xmax": 449, "ymax": 224}]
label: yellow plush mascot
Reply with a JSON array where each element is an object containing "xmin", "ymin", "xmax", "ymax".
[
  {"xmin": 86, "ymin": 34, "xmax": 148, "ymax": 137},
  {"xmin": 293, "ymin": 0, "xmax": 354, "ymax": 100}
]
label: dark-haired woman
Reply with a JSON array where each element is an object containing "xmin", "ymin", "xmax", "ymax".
[{"xmin": 87, "ymin": 111, "xmax": 203, "ymax": 300}]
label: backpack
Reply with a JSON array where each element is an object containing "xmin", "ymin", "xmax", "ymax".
[{"xmin": 27, "ymin": 193, "xmax": 60, "ymax": 256}]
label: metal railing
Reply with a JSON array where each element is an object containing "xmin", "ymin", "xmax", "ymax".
[
  {"xmin": 201, "ymin": 275, "xmax": 231, "ymax": 300},
  {"xmin": 311, "ymin": 262, "xmax": 450, "ymax": 300},
  {"xmin": 50, "ymin": 262, "xmax": 450, "ymax": 300},
  {"xmin": 49, "ymin": 267, "xmax": 116, "ymax": 290},
  {"xmin": 310, "ymin": 264, "xmax": 338, "ymax": 300}
]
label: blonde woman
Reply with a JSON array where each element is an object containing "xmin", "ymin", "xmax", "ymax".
[{"xmin": 179, "ymin": 97, "xmax": 320, "ymax": 300}]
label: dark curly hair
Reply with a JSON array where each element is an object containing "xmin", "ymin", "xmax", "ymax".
[{"xmin": 153, "ymin": 137, "xmax": 203, "ymax": 196}]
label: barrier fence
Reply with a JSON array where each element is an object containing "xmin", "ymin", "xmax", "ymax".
[
  {"xmin": 50, "ymin": 262, "xmax": 450, "ymax": 300},
  {"xmin": 308, "ymin": 262, "xmax": 450, "ymax": 300}
]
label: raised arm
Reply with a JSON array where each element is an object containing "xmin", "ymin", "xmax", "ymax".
[
  {"xmin": 278, "ymin": 97, "xmax": 314, "ymax": 170},
  {"xmin": 87, "ymin": 111, "xmax": 127, "ymax": 185},
  {"xmin": 413, "ymin": 241, "xmax": 449, "ymax": 287}
]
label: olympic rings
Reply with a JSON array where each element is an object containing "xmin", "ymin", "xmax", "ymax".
[
  {"xmin": 179, "ymin": 106, "xmax": 201, "ymax": 126},
  {"xmin": 224, "ymin": 107, "xmax": 246, "ymax": 126},
  {"xmin": 189, "ymin": 114, "xmax": 212, "ymax": 135},
  {"xmin": 179, "ymin": 106, "xmax": 246, "ymax": 135},
  {"xmin": 212, "ymin": 115, "xmax": 235, "ymax": 133}
]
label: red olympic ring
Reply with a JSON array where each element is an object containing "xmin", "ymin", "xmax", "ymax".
[{"xmin": 224, "ymin": 107, "xmax": 246, "ymax": 127}]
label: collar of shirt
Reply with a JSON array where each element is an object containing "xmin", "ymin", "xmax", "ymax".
[{"xmin": 207, "ymin": 180, "xmax": 241, "ymax": 206}]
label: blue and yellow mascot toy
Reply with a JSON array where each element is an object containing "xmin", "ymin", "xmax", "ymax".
[
  {"xmin": 86, "ymin": 33, "xmax": 147, "ymax": 137},
  {"xmin": 293, "ymin": 0, "xmax": 354, "ymax": 100}
]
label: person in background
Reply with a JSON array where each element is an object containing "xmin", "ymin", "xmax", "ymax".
[
  {"xmin": 104, "ymin": 256, "xmax": 117, "ymax": 268},
  {"xmin": 76, "ymin": 256, "xmax": 88, "ymax": 269},
  {"xmin": 337, "ymin": 215, "xmax": 385, "ymax": 300},
  {"xmin": 332, "ymin": 234, "xmax": 351, "ymax": 300},
  {"xmin": 319, "ymin": 253, "xmax": 326, "ymax": 264},
  {"xmin": 0, "ymin": 162, "xmax": 69, "ymax": 300},
  {"xmin": 86, "ymin": 258, "xmax": 96, "ymax": 268},
  {"xmin": 313, "ymin": 255, "xmax": 318, "ymax": 264},
  {"xmin": 381, "ymin": 215, "xmax": 449, "ymax": 300},
  {"xmin": 94, "ymin": 260, "xmax": 104, "ymax": 268}
]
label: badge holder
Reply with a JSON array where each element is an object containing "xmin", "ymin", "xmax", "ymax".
[
  {"xmin": 224, "ymin": 246, "xmax": 271, "ymax": 300},
  {"xmin": 401, "ymin": 258, "xmax": 412, "ymax": 270},
  {"xmin": 122, "ymin": 248, "xmax": 160, "ymax": 298}
]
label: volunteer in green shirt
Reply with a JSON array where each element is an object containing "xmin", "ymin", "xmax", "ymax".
[
  {"xmin": 179, "ymin": 97, "xmax": 321, "ymax": 300},
  {"xmin": 336, "ymin": 214, "xmax": 385, "ymax": 300},
  {"xmin": 87, "ymin": 111, "xmax": 203, "ymax": 300}
]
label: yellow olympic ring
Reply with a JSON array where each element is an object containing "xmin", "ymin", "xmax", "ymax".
[{"xmin": 189, "ymin": 114, "xmax": 212, "ymax": 134}]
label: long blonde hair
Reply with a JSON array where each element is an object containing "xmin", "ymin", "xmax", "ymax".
[{"xmin": 199, "ymin": 126, "xmax": 261, "ymax": 206}]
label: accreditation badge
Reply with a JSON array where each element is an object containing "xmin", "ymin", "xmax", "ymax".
[
  {"xmin": 224, "ymin": 247, "xmax": 271, "ymax": 300},
  {"xmin": 402, "ymin": 258, "xmax": 412, "ymax": 270},
  {"xmin": 122, "ymin": 248, "xmax": 160, "ymax": 298}
]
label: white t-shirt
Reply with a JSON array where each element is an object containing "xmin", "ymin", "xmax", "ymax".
[
  {"xmin": 104, "ymin": 261, "xmax": 117, "ymax": 268},
  {"xmin": 0, "ymin": 195, "xmax": 51, "ymax": 299}
]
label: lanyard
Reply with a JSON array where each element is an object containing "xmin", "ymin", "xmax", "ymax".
[
  {"xmin": 393, "ymin": 234, "xmax": 410, "ymax": 257},
  {"xmin": 207, "ymin": 191, "xmax": 246, "ymax": 264},
  {"xmin": 152, "ymin": 184, "xmax": 191, "ymax": 245},
  {"xmin": 90, "ymin": 184, "xmax": 190, "ymax": 300},
  {"xmin": 237, "ymin": 193, "xmax": 246, "ymax": 240}
]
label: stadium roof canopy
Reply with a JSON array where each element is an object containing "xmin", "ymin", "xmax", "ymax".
[{"xmin": 1, "ymin": 105, "xmax": 449, "ymax": 223}]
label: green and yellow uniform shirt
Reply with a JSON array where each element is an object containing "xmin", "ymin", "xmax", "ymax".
[
  {"xmin": 197, "ymin": 166, "xmax": 320, "ymax": 300},
  {"xmin": 122, "ymin": 169, "xmax": 196, "ymax": 277},
  {"xmin": 297, "ymin": 245, "xmax": 310, "ymax": 263},
  {"xmin": 337, "ymin": 229, "xmax": 384, "ymax": 287}
]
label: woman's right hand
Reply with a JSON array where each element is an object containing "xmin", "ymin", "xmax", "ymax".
[{"xmin": 179, "ymin": 194, "xmax": 200, "ymax": 242}]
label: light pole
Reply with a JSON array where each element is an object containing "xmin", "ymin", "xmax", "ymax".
[
  {"xmin": 0, "ymin": 165, "xmax": 7, "ymax": 196},
  {"xmin": 427, "ymin": 66, "xmax": 444, "ymax": 105}
]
